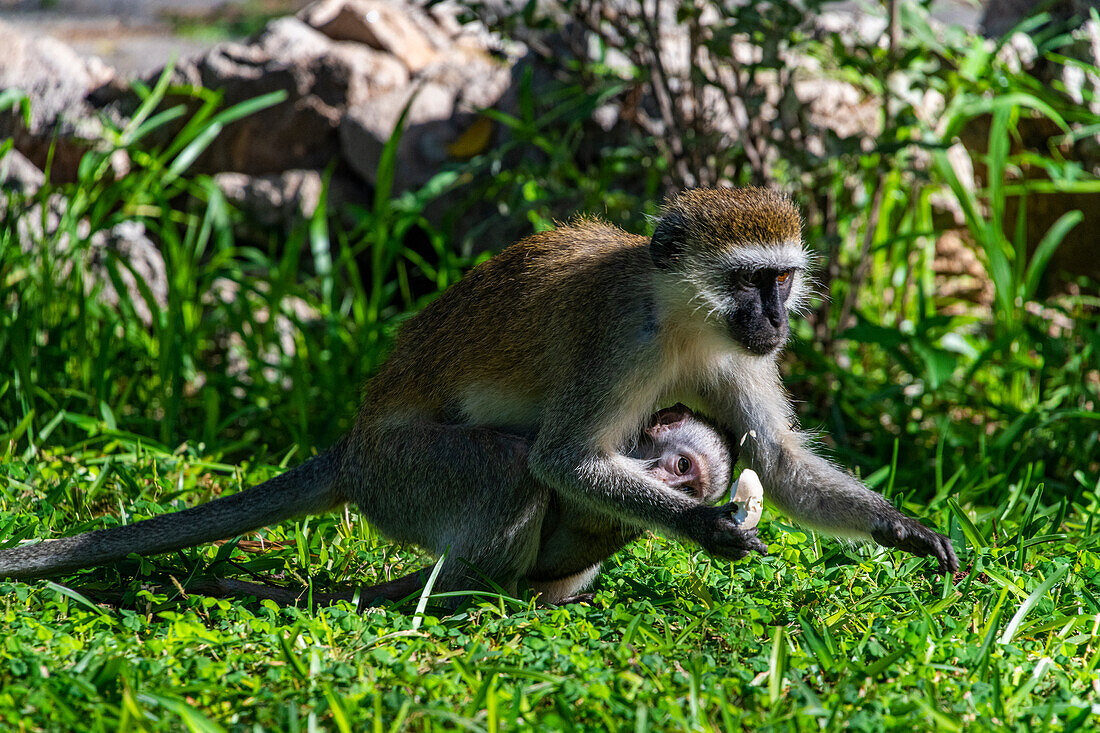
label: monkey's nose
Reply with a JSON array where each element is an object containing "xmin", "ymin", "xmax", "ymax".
[
  {"xmin": 764, "ymin": 305, "xmax": 783, "ymax": 329},
  {"xmin": 761, "ymin": 295, "xmax": 784, "ymax": 328}
]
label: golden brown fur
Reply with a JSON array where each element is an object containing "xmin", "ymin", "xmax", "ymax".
[
  {"xmin": 662, "ymin": 188, "xmax": 801, "ymax": 248},
  {"xmin": 362, "ymin": 219, "xmax": 652, "ymax": 422}
]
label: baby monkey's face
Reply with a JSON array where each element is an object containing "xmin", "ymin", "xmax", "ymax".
[
  {"xmin": 651, "ymin": 447, "xmax": 708, "ymax": 498},
  {"xmin": 634, "ymin": 404, "xmax": 733, "ymax": 504}
]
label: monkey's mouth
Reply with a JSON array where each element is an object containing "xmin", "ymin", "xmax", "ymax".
[{"xmin": 726, "ymin": 318, "xmax": 787, "ymax": 355}]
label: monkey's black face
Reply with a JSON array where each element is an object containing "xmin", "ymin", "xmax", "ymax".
[{"xmin": 725, "ymin": 268, "xmax": 794, "ymax": 354}]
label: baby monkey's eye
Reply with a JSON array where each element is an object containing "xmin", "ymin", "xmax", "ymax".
[
  {"xmin": 676, "ymin": 456, "xmax": 691, "ymax": 474},
  {"xmin": 776, "ymin": 270, "xmax": 792, "ymax": 284}
]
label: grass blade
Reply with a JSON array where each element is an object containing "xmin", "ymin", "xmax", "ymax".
[
  {"xmin": 999, "ymin": 564, "xmax": 1070, "ymax": 644},
  {"xmin": 768, "ymin": 625, "xmax": 787, "ymax": 704},
  {"xmin": 412, "ymin": 550, "xmax": 448, "ymax": 631},
  {"xmin": 1023, "ymin": 210, "xmax": 1083, "ymax": 300}
]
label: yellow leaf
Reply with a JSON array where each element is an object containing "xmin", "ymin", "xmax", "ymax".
[{"xmin": 447, "ymin": 116, "xmax": 494, "ymax": 159}]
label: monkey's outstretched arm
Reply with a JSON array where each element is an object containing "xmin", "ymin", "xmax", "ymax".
[
  {"xmin": 703, "ymin": 367, "xmax": 958, "ymax": 572},
  {"xmin": 529, "ymin": 447, "xmax": 763, "ymax": 561},
  {"xmin": 0, "ymin": 443, "xmax": 348, "ymax": 580}
]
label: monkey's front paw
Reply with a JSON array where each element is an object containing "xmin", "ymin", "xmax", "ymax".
[
  {"xmin": 688, "ymin": 503, "xmax": 769, "ymax": 560},
  {"xmin": 871, "ymin": 516, "xmax": 959, "ymax": 573}
]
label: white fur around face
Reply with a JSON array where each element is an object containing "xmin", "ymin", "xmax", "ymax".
[
  {"xmin": 713, "ymin": 241, "xmax": 811, "ymax": 273},
  {"xmin": 671, "ymin": 240, "xmax": 816, "ymax": 335}
]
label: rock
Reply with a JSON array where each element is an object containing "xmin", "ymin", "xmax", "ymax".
[
  {"xmin": 798, "ymin": 77, "xmax": 881, "ymax": 154},
  {"xmin": 0, "ymin": 149, "xmax": 45, "ymax": 193},
  {"xmin": 214, "ymin": 169, "xmax": 368, "ymax": 227},
  {"xmin": 12, "ymin": 193, "xmax": 168, "ymax": 326},
  {"xmin": 203, "ymin": 277, "xmax": 321, "ymax": 390},
  {"xmin": 151, "ymin": 16, "xmax": 409, "ymax": 175},
  {"xmin": 341, "ymin": 82, "xmax": 455, "ymax": 188},
  {"xmin": 215, "ymin": 170, "xmax": 327, "ymax": 226},
  {"xmin": 340, "ymin": 54, "xmax": 512, "ymax": 190},
  {"xmin": 301, "ymin": 0, "xmax": 442, "ymax": 72},
  {"xmin": 0, "ymin": 20, "xmax": 115, "ymax": 181},
  {"xmin": 89, "ymin": 221, "xmax": 169, "ymax": 327},
  {"xmin": 0, "ymin": 2, "xmax": 519, "ymax": 198},
  {"xmin": 1, "ymin": 2, "xmax": 522, "ymax": 220}
]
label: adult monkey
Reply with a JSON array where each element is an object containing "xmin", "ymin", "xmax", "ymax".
[
  {"xmin": 352, "ymin": 187, "xmax": 956, "ymax": 574},
  {"xmin": 0, "ymin": 187, "xmax": 957, "ymax": 596}
]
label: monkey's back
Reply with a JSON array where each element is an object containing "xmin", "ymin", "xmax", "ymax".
[{"xmin": 362, "ymin": 220, "xmax": 655, "ymax": 426}]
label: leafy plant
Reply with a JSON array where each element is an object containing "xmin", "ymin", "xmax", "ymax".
[{"xmin": 0, "ymin": 70, "xmax": 464, "ymax": 459}]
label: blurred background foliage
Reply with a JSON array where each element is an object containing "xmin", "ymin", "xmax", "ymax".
[{"xmin": 0, "ymin": 0, "xmax": 1097, "ymax": 516}]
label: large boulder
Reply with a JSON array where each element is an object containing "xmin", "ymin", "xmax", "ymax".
[
  {"xmin": 11, "ymin": 192, "xmax": 168, "ymax": 326},
  {"xmin": 157, "ymin": 16, "xmax": 409, "ymax": 175},
  {"xmin": 0, "ymin": 149, "xmax": 46, "ymax": 193},
  {"xmin": 213, "ymin": 169, "xmax": 364, "ymax": 228},
  {"xmin": 300, "ymin": 0, "xmax": 446, "ymax": 72},
  {"xmin": 314, "ymin": 0, "xmax": 515, "ymax": 192},
  {"xmin": 0, "ymin": 20, "xmax": 115, "ymax": 182},
  {"xmin": 339, "ymin": 54, "xmax": 513, "ymax": 190},
  {"xmin": 0, "ymin": 1, "xmax": 522, "ymax": 206}
]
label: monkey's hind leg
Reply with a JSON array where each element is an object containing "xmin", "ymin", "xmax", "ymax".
[
  {"xmin": 347, "ymin": 419, "xmax": 551, "ymax": 605},
  {"xmin": 528, "ymin": 564, "xmax": 603, "ymax": 605}
]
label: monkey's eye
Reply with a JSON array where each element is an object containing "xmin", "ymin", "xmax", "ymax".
[
  {"xmin": 776, "ymin": 270, "xmax": 792, "ymax": 284},
  {"xmin": 676, "ymin": 456, "xmax": 691, "ymax": 475},
  {"xmin": 729, "ymin": 272, "xmax": 752, "ymax": 290}
]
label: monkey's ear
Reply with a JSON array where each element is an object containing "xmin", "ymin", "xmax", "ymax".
[
  {"xmin": 650, "ymin": 210, "xmax": 687, "ymax": 270},
  {"xmin": 648, "ymin": 403, "xmax": 694, "ymax": 431}
]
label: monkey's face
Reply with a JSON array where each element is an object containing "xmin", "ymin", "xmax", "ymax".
[
  {"xmin": 723, "ymin": 266, "xmax": 796, "ymax": 355},
  {"xmin": 668, "ymin": 250, "xmax": 809, "ymax": 357},
  {"xmin": 650, "ymin": 187, "xmax": 811, "ymax": 357},
  {"xmin": 651, "ymin": 448, "xmax": 715, "ymax": 499},
  {"xmin": 638, "ymin": 406, "xmax": 733, "ymax": 502}
]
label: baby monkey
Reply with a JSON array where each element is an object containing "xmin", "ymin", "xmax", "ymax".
[{"xmin": 0, "ymin": 405, "xmax": 739, "ymax": 606}]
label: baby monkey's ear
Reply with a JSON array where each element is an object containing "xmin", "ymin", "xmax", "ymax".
[{"xmin": 647, "ymin": 403, "xmax": 694, "ymax": 433}]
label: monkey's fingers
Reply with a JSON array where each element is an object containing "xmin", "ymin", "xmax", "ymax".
[
  {"xmin": 940, "ymin": 545, "xmax": 959, "ymax": 573},
  {"xmin": 683, "ymin": 504, "xmax": 767, "ymax": 560},
  {"xmin": 872, "ymin": 519, "xmax": 959, "ymax": 574},
  {"xmin": 711, "ymin": 524, "xmax": 769, "ymax": 560},
  {"xmin": 717, "ymin": 537, "xmax": 769, "ymax": 560},
  {"xmin": 744, "ymin": 534, "xmax": 769, "ymax": 557},
  {"xmin": 910, "ymin": 530, "xmax": 959, "ymax": 574}
]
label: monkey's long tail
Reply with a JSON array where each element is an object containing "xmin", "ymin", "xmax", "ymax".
[{"xmin": 0, "ymin": 440, "xmax": 348, "ymax": 580}]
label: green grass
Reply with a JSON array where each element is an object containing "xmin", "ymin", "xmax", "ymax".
[
  {"xmin": 1, "ymin": 441, "xmax": 1098, "ymax": 730},
  {"xmin": 2, "ymin": 8, "xmax": 1100, "ymax": 731}
]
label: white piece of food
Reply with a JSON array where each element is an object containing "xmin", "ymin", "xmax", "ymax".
[{"xmin": 728, "ymin": 468, "xmax": 764, "ymax": 530}]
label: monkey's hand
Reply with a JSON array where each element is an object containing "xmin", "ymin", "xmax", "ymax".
[
  {"xmin": 871, "ymin": 515, "xmax": 959, "ymax": 573},
  {"xmin": 683, "ymin": 502, "xmax": 769, "ymax": 560}
]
